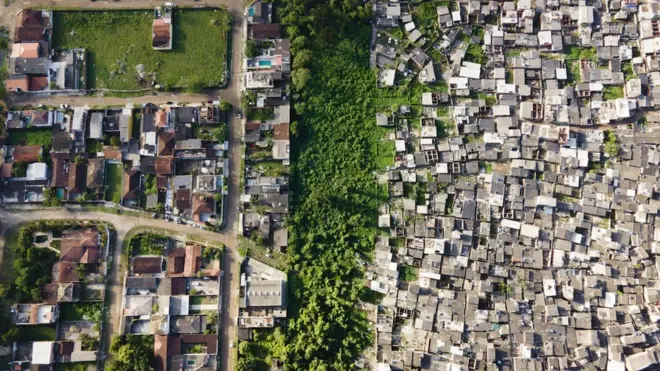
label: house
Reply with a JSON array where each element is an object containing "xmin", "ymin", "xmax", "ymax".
[
  {"xmin": 132, "ymin": 257, "xmax": 164, "ymax": 275},
  {"xmin": 51, "ymin": 153, "xmax": 71, "ymax": 188},
  {"xmin": 166, "ymin": 245, "xmax": 202, "ymax": 277},
  {"xmin": 123, "ymin": 169, "xmax": 141, "ymax": 205},
  {"xmin": 157, "ymin": 131, "xmax": 176, "ymax": 156},
  {"xmin": 251, "ymin": 23, "xmax": 281, "ymax": 39},
  {"xmin": 192, "ymin": 195, "xmax": 215, "ymax": 223},
  {"xmin": 153, "ymin": 334, "xmax": 217, "ymax": 371},
  {"xmin": 5, "ymin": 75, "xmax": 29, "ymax": 92},
  {"xmin": 60, "ymin": 227, "xmax": 100, "ymax": 264},
  {"xmin": 86, "ymin": 158, "xmax": 105, "ymax": 192},
  {"xmin": 12, "ymin": 145, "xmax": 42, "ymax": 163},
  {"xmin": 152, "ymin": 4, "xmax": 174, "ymax": 50},
  {"xmin": 155, "ymin": 157, "xmax": 174, "ymax": 175},
  {"xmin": 67, "ymin": 163, "xmax": 87, "ymax": 200}
]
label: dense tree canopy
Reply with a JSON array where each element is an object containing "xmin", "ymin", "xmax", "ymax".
[{"xmin": 279, "ymin": 0, "xmax": 385, "ymax": 369}]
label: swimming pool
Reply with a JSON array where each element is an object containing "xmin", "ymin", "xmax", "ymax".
[{"xmin": 259, "ymin": 60, "xmax": 272, "ymax": 67}]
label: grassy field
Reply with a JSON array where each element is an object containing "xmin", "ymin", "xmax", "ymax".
[
  {"xmin": 104, "ymin": 162, "xmax": 123, "ymax": 202},
  {"xmin": 8, "ymin": 128, "xmax": 52, "ymax": 146},
  {"xmin": 52, "ymin": 9, "xmax": 231, "ymax": 90}
]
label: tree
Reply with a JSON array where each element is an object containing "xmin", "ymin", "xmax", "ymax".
[
  {"xmin": 74, "ymin": 155, "xmax": 87, "ymax": 165},
  {"xmin": 155, "ymin": 203, "xmax": 165, "ymax": 214},
  {"xmin": 604, "ymin": 131, "xmax": 619, "ymax": 158},
  {"xmin": 292, "ymin": 68, "xmax": 311, "ymax": 90},
  {"xmin": 109, "ymin": 136, "xmax": 120, "ymax": 147},
  {"xmin": 219, "ymin": 101, "xmax": 232, "ymax": 112},
  {"xmin": 293, "ymin": 49, "xmax": 313, "ymax": 70},
  {"xmin": 245, "ymin": 40, "xmax": 259, "ymax": 58},
  {"xmin": 238, "ymin": 341, "xmax": 251, "ymax": 356},
  {"xmin": 11, "ymin": 161, "xmax": 27, "ymax": 177},
  {"xmin": 213, "ymin": 193, "xmax": 223, "ymax": 203},
  {"xmin": 107, "ymin": 335, "xmax": 154, "ymax": 371}
]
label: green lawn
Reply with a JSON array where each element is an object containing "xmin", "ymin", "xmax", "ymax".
[
  {"xmin": 189, "ymin": 296, "xmax": 218, "ymax": 306},
  {"xmin": 104, "ymin": 162, "xmax": 123, "ymax": 202},
  {"xmin": 254, "ymin": 160, "xmax": 288, "ymax": 177},
  {"xmin": 16, "ymin": 325, "xmax": 56, "ymax": 341},
  {"xmin": 52, "ymin": 9, "xmax": 231, "ymax": 90},
  {"xmin": 8, "ymin": 128, "xmax": 52, "ymax": 146},
  {"xmin": 59, "ymin": 302, "xmax": 102, "ymax": 322}
]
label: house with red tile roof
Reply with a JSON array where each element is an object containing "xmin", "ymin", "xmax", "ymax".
[
  {"xmin": 192, "ymin": 194, "xmax": 216, "ymax": 223},
  {"xmin": 12, "ymin": 145, "xmax": 42, "ymax": 162},
  {"xmin": 60, "ymin": 227, "xmax": 100, "ymax": 264}
]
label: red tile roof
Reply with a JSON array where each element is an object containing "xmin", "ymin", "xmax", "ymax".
[
  {"xmin": 133, "ymin": 257, "xmax": 163, "ymax": 274},
  {"xmin": 51, "ymin": 153, "xmax": 70, "ymax": 188},
  {"xmin": 60, "ymin": 227, "xmax": 100, "ymax": 264},
  {"xmin": 13, "ymin": 27, "xmax": 46, "ymax": 43},
  {"xmin": 29, "ymin": 75, "xmax": 48, "ymax": 91},
  {"xmin": 123, "ymin": 169, "xmax": 140, "ymax": 200},
  {"xmin": 5, "ymin": 75, "xmax": 29, "ymax": 92},
  {"xmin": 12, "ymin": 145, "xmax": 41, "ymax": 162},
  {"xmin": 166, "ymin": 245, "xmax": 202, "ymax": 277},
  {"xmin": 157, "ymin": 131, "xmax": 175, "ymax": 156},
  {"xmin": 52, "ymin": 261, "xmax": 80, "ymax": 284},
  {"xmin": 192, "ymin": 195, "xmax": 214, "ymax": 221},
  {"xmin": 155, "ymin": 157, "xmax": 173, "ymax": 175}
]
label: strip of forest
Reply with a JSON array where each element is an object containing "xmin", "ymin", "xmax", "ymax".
[{"xmin": 280, "ymin": 0, "xmax": 384, "ymax": 369}]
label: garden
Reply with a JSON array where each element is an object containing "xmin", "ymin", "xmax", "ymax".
[
  {"xmin": 52, "ymin": 8, "xmax": 231, "ymax": 90},
  {"xmin": 104, "ymin": 162, "xmax": 123, "ymax": 203},
  {"xmin": 59, "ymin": 302, "xmax": 103, "ymax": 322},
  {"xmin": 8, "ymin": 128, "xmax": 53, "ymax": 146}
]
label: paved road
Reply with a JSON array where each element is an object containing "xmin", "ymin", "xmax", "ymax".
[
  {"xmin": 0, "ymin": 0, "xmax": 246, "ymax": 370},
  {"xmin": 0, "ymin": 207, "xmax": 240, "ymax": 369}
]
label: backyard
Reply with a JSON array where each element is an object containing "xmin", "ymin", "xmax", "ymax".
[
  {"xmin": 8, "ymin": 128, "xmax": 53, "ymax": 146},
  {"xmin": 52, "ymin": 8, "xmax": 231, "ymax": 90},
  {"xmin": 59, "ymin": 302, "xmax": 103, "ymax": 322},
  {"xmin": 104, "ymin": 162, "xmax": 122, "ymax": 202},
  {"xmin": 16, "ymin": 325, "xmax": 57, "ymax": 342}
]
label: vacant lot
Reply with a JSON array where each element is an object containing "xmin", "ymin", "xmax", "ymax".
[
  {"xmin": 52, "ymin": 9, "xmax": 231, "ymax": 90},
  {"xmin": 8, "ymin": 128, "xmax": 52, "ymax": 146},
  {"xmin": 16, "ymin": 325, "xmax": 57, "ymax": 341},
  {"xmin": 104, "ymin": 162, "xmax": 122, "ymax": 202},
  {"xmin": 59, "ymin": 302, "xmax": 102, "ymax": 322}
]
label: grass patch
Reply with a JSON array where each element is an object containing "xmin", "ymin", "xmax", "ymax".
[
  {"xmin": 104, "ymin": 162, "xmax": 122, "ymax": 202},
  {"xmin": 16, "ymin": 325, "xmax": 56, "ymax": 341},
  {"xmin": 374, "ymin": 140, "xmax": 395, "ymax": 169},
  {"xmin": 238, "ymin": 237, "xmax": 287, "ymax": 271},
  {"xmin": 8, "ymin": 128, "xmax": 52, "ymax": 146},
  {"xmin": 128, "ymin": 232, "xmax": 168, "ymax": 256},
  {"xmin": 398, "ymin": 264, "xmax": 418, "ymax": 282},
  {"xmin": 254, "ymin": 160, "xmax": 288, "ymax": 177},
  {"xmin": 59, "ymin": 302, "xmax": 103, "ymax": 322},
  {"xmin": 465, "ymin": 44, "xmax": 487, "ymax": 65},
  {"xmin": 52, "ymin": 9, "xmax": 231, "ymax": 90},
  {"xmin": 565, "ymin": 46, "xmax": 597, "ymax": 61},
  {"xmin": 189, "ymin": 296, "xmax": 218, "ymax": 306},
  {"xmin": 603, "ymin": 86, "xmax": 624, "ymax": 100}
]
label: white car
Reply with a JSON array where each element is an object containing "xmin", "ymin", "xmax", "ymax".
[{"xmin": 229, "ymin": 341, "xmax": 235, "ymax": 348}]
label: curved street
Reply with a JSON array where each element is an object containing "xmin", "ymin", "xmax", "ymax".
[{"xmin": 0, "ymin": 206, "xmax": 240, "ymax": 371}]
